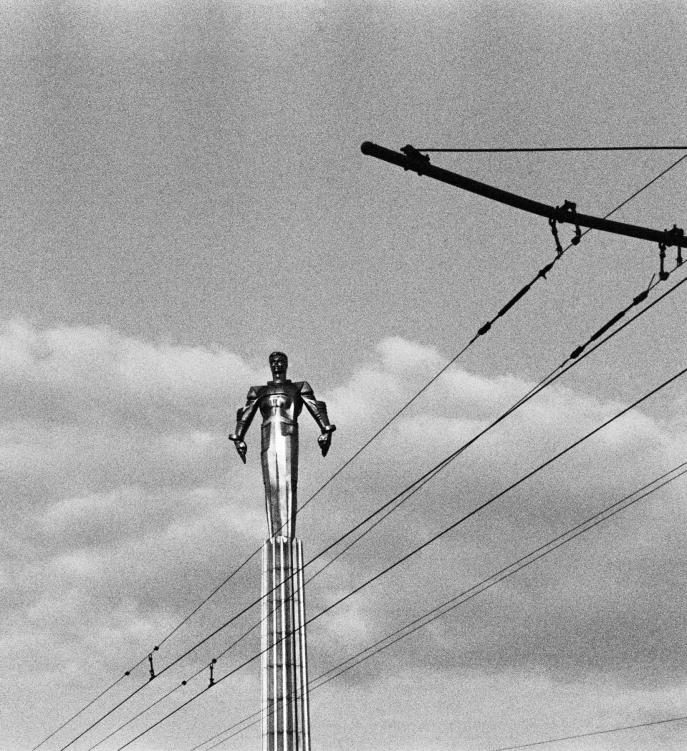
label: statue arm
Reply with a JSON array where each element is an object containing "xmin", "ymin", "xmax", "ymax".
[
  {"xmin": 228, "ymin": 387, "xmax": 260, "ymax": 463},
  {"xmin": 300, "ymin": 382, "xmax": 336, "ymax": 456}
]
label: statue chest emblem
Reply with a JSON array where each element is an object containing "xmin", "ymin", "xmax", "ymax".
[{"xmin": 267, "ymin": 393, "xmax": 291, "ymax": 410}]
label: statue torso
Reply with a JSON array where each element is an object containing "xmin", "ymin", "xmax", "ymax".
[{"xmin": 255, "ymin": 380, "xmax": 304, "ymax": 423}]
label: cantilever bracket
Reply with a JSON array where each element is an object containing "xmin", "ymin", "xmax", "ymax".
[{"xmin": 361, "ymin": 141, "xmax": 687, "ymax": 250}]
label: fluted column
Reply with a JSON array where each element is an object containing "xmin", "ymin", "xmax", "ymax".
[{"xmin": 261, "ymin": 537, "xmax": 310, "ymax": 751}]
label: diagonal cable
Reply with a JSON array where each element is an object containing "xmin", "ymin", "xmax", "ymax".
[
  {"xmin": 37, "ymin": 151, "xmax": 687, "ymax": 751},
  {"xmin": 188, "ymin": 460, "xmax": 687, "ymax": 750},
  {"xmin": 115, "ymin": 357, "xmax": 687, "ymax": 749},
  {"xmin": 74, "ymin": 259, "xmax": 687, "ymax": 751}
]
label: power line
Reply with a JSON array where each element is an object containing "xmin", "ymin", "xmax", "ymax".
[
  {"xmin": 74, "ymin": 256, "xmax": 687, "ymax": 751},
  {"xmin": 41, "ymin": 212, "xmax": 567, "ymax": 751},
  {"xmin": 36, "ymin": 151, "xmax": 687, "ymax": 750},
  {"xmin": 114, "ymin": 358, "xmax": 687, "ymax": 749},
  {"xmin": 178, "ymin": 157, "xmax": 687, "ymax": 702},
  {"xmin": 30, "ymin": 675, "xmax": 130, "ymax": 751},
  {"xmin": 416, "ymin": 146, "xmax": 687, "ymax": 153},
  {"xmin": 488, "ymin": 714, "xmax": 687, "ymax": 750},
  {"xmin": 55, "ymin": 252, "xmax": 687, "ymax": 751},
  {"xmin": 187, "ymin": 460, "xmax": 687, "ymax": 750},
  {"xmin": 86, "ymin": 680, "xmax": 186, "ymax": 751}
]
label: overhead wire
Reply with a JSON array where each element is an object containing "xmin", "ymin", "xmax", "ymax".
[
  {"xmin": 187, "ymin": 459, "xmax": 687, "ymax": 750},
  {"xmin": 207, "ymin": 255, "xmax": 687, "ymax": 704},
  {"xmin": 63, "ymin": 232, "xmax": 687, "ymax": 751},
  {"xmin": 416, "ymin": 146, "xmax": 687, "ymax": 153},
  {"xmin": 86, "ymin": 680, "xmax": 187, "ymax": 751},
  {"xmin": 114, "ymin": 356, "xmax": 687, "ymax": 749},
  {"xmin": 39, "ymin": 192, "xmax": 566, "ymax": 751},
  {"xmin": 37, "ymin": 151, "xmax": 687, "ymax": 751},
  {"xmin": 487, "ymin": 713, "xmax": 687, "ymax": 750}
]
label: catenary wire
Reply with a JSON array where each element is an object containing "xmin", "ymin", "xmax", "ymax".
[
  {"xmin": 487, "ymin": 714, "xmax": 687, "ymax": 750},
  {"xmin": 416, "ymin": 146, "xmax": 687, "ymax": 153},
  {"xmin": 58, "ymin": 253, "xmax": 687, "ymax": 751},
  {"xmin": 115, "ymin": 357, "xmax": 687, "ymax": 749},
  {"xmin": 188, "ymin": 460, "xmax": 687, "ymax": 750},
  {"xmin": 45, "ymin": 222, "xmax": 567, "ymax": 751},
  {"xmin": 37, "ymin": 151, "xmax": 687, "ymax": 751},
  {"xmin": 111, "ymin": 156, "xmax": 687, "ymax": 744},
  {"xmin": 110, "ymin": 265, "xmax": 687, "ymax": 748},
  {"xmin": 188, "ymin": 258, "xmax": 687, "ymax": 710},
  {"xmin": 86, "ymin": 680, "xmax": 186, "ymax": 751},
  {"xmin": 73, "ymin": 255, "xmax": 687, "ymax": 751},
  {"xmin": 91, "ymin": 452, "xmax": 461, "ymax": 749}
]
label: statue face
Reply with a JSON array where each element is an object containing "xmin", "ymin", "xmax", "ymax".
[{"xmin": 269, "ymin": 352, "xmax": 288, "ymax": 378}]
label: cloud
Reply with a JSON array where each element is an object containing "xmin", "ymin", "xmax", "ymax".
[
  {"xmin": 0, "ymin": 318, "xmax": 253, "ymax": 429},
  {"xmin": 2, "ymin": 321, "xmax": 686, "ymax": 749}
]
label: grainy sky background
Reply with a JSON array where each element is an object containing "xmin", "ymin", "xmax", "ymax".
[{"xmin": 2, "ymin": 1, "xmax": 686, "ymax": 750}]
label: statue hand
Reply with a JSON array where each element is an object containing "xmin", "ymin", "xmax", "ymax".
[
  {"xmin": 318, "ymin": 431, "xmax": 333, "ymax": 457},
  {"xmin": 228, "ymin": 435, "xmax": 247, "ymax": 464}
]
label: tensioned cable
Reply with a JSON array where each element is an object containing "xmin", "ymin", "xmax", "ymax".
[
  {"xmin": 60, "ymin": 254, "xmax": 687, "ymax": 751},
  {"xmin": 212, "ymin": 258, "xmax": 687, "ymax": 681},
  {"xmin": 86, "ymin": 680, "xmax": 186, "ymax": 751},
  {"xmin": 115, "ymin": 358, "xmax": 687, "ymax": 750},
  {"xmin": 41, "ymin": 189, "xmax": 566, "ymax": 751},
  {"xmin": 487, "ymin": 714, "xmax": 687, "ymax": 750},
  {"xmin": 188, "ymin": 460, "xmax": 687, "ymax": 750},
  {"xmin": 89, "ymin": 453, "xmax": 461, "ymax": 750},
  {"xmin": 74, "ymin": 256, "xmax": 687, "ymax": 751},
  {"xmin": 37, "ymin": 151, "xmax": 687, "ymax": 751},
  {"xmin": 167, "ymin": 150, "xmax": 687, "ymax": 672},
  {"xmin": 416, "ymin": 146, "xmax": 687, "ymax": 153},
  {"xmin": 205, "ymin": 256, "xmax": 687, "ymax": 690}
]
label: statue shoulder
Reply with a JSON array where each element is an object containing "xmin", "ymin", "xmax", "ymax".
[
  {"xmin": 297, "ymin": 381, "xmax": 314, "ymax": 395},
  {"xmin": 247, "ymin": 385, "xmax": 266, "ymax": 399}
]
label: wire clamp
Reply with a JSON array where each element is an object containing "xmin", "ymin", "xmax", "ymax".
[
  {"xmin": 400, "ymin": 144, "xmax": 431, "ymax": 175},
  {"xmin": 552, "ymin": 200, "xmax": 582, "ymax": 248},
  {"xmin": 666, "ymin": 224, "xmax": 685, "ymax": 266},
  {"xmin": 537, "ymin": 260, "xmax": 555, "ymax": 280},
  {"xmin": 658, "ymin": 240, "xmax": 669, "ymax": 281},
  {"xmin": 209, "ymin": 658, "xmax": 217, "ymax": 687},
  {"xmin": 548, "ymin": 216, "xmax": 563, "ymax": 256},
  {"xmin": 148, "ymin": 646, "xmax": 159, "ymax": 682}
]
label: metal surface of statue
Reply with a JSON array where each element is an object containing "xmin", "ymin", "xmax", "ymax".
[
  {"xmin": 229, "ymin": 351, "xmax": 336, "ymax": 539},
  {"xmin": 229, "ymin": 352, "xmax": 335, "ymax": 751}
]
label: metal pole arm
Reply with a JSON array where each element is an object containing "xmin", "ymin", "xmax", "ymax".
[{"xmin": 360, "ymin": 141, "xmax": 687, "ymax": 249}]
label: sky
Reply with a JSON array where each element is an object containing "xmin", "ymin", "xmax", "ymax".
[{"xmin": 1, "ymin": 1, "xmax": 687, "ymax": 750}]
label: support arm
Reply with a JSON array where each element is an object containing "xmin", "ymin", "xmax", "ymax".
[{"xmin": 360, "ymin": 141, "xmax": 687, "ymax": 249}]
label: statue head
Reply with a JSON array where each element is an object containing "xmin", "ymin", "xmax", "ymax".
[{"xmin": 269, "ymin": 351, "xmax": 288, "ymax": 380}]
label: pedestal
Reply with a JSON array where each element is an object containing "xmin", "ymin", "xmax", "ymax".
[{"xmin": 261, "ymin": 537, "xmax": 311, "ymax": 751}]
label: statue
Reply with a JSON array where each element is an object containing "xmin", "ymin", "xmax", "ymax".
[{"xmin": 229, "ymin": 352, "xmax": 336, "ymax": 539}]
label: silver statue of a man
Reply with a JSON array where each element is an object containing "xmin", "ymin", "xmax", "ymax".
[{"xmin": 229, "ymin": 352, "xmax": 336, "ymax": 539}]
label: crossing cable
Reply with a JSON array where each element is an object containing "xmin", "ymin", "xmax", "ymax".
[
  {"xmin": 187, "ymin": 460, "xmax": 687, "ymax": 750},
  {"xmin": 176, "ymin": 155, "xmax": 687, "ymax": 691},
  {"xmin": 38, "ymin": 179, "xmax": 566, "ymax": 751},
  {"xmin": 487, "ymin": 714, "xmax": 687, "ymax": 750},
  {"xmin": 56, "ymin": 252, "xmax": 687, "ymax": 751},
  {"xmin": 101, "ymin": 274, "xmax": 687, "ymax": 750},
  {"xmin": 113, "ymin": 359, "xmax": 687, "ymax": 750},
  {"xmin": 140, "ymin": 421, "xmax": 687, "ymax": 751},
  {"xmin": 37, "ymin": 152, "xmax": 687, "ymax": 751},
  {"xmin": 85, "ymin": 679, "xmax": 187, "ymax": 751},
  {"xmin": 415, "ymin": 145, "xmax": 687, "ymax": 153},
  {"xmin": 79, "ymin": 255, "xmax": 687, "ymax": 751},
  {"xmin": 194, "ymin": 258, "xmax": 687, "ymax": 692}
]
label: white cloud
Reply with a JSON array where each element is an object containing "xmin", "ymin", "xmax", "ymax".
[{"xmin": 2, "ymin": 321, "xmax": 687, "ymax": 750}]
